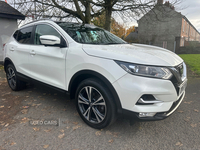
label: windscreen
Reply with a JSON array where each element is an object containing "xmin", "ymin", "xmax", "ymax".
[{"xmin": 57, "ymin": 22, "xmax": 126, "ymax": 45}]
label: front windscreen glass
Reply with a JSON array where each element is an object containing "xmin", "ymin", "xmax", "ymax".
[{"xmin": 56, "ymin": 22, "xmax": 127, "ymax": 45}]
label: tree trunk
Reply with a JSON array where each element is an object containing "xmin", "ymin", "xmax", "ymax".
[
  {"xmin": 84, "ymin": 2, "xmax": 91, "ymax": 24},
  {"xmin": 104, "ymin": 0, "xmax": 112, "ymax": 31}
]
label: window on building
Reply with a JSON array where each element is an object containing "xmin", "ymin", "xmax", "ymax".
[
  {"xmin": 192, "ymin": 29, "xmax": 194, "ymax": 36},
  {"xmin": 186, "ymin": 23, "xmax": 188, "ymax": 34},
  {"xmin": 183, "ymin": 20, "xmax": 185, "ymax": 32},
  {"xmin": 163, "ymin": 41, "xmax": 167, "ymax": 49}
]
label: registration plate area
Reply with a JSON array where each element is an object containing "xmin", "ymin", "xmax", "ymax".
[{"xmin": 179, "ymin": 80, "xmax": 187, "ymax": 96}]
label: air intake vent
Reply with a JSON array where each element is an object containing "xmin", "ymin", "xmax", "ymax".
[
  {"xmin": 141, "ymin": 95, "xmax": 156, "ymax": 101},
  {"xmin": 136, "ymin": 94, "xmax": 162, "ymax": 105}
]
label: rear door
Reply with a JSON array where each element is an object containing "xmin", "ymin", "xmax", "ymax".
[
  {"xmin": 7, "ymin": 26, "xmax": 34, "ymax": 76},
  {"xmin": 29, "ymin": 24, "xmax": 67, "ymax": 89}
]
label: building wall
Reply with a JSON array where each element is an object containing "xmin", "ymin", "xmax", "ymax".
[
  {"xmin": 138, "ymin": 6, "xmax": 182, "ymax": 52},
  {"xmin": 180, "ymin": 18, "xmax": 200, "ymax": 44},
  {"xmin": 181, "ymin": 19, "xmax": 189, "ymax": 39},
  {"xmin": 0, "ymin": 18, "xmax": 18, "ymax": 62},
  {"xmin": 196, "ymin": 33, "xmax": 200, "ymax": 42}
]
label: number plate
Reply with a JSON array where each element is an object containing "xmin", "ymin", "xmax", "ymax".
[{"xmin": 179, "ymin": 80, "xmax": 187, "ymax": 96}]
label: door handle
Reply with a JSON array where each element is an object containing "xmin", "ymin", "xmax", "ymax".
[
  {"xmin": 30, "ymin": 50, "xmax": 36, "ymax": 55},
  {"xmin": 10, "ymin": 47, "xmax": 14, "ymax": 51}
]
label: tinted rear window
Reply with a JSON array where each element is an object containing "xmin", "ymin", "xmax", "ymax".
[{"xmin": 17, "ymin": 26, "xmax": 33, "ymax": 44}]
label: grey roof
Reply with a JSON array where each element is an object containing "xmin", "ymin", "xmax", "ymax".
[
  {"xmin": 182, "ymin": 15, "xmax": 200, "ymax": 35},
  {"xmin": 0, "ymin": 1, "xmax": 25, "ymax": 20}
]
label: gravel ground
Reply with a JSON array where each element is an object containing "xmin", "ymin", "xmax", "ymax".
[{"xmin": 0, "ymin": 66, "xmax": 199, "ymax": 150}]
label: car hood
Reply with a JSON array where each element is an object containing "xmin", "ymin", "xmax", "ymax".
[{"xmin": 82, "ymin": 44, "xmax": 183, "ymax": 66}]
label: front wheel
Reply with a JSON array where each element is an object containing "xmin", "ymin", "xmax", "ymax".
[{"xmin": 75, "ymin": 78, "xmax": 116, "ymax": 129}]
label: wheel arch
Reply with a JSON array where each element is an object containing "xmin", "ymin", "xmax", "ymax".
[
  {"xmin": 4, "ymin": 57, "xmax": 15, "ymax": 72},
  {"xmin": 68, "ymin": 70, "xmax": 122, "ymax": 114}
]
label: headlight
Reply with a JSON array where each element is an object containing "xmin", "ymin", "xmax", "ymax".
[{"xmin": 115, "ymin": 61, "xmax": 172, "ymax": 79}]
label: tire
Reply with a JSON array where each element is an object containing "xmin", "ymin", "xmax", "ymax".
[
  {"xmin": 75, "ymin": 78, "xmax": 116, "ymax": 129},
  {"xmin": 5, "ymin": 64, "xmax": 26, "ymax": 91}
]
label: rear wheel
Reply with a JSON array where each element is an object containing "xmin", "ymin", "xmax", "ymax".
[
  {"xmin": 75, "ymin": 78, "xmax": 116, "ymax": 129},
  {"xmin": 6, "ymin": 64, "xmax": 26, "ymax": 91}
]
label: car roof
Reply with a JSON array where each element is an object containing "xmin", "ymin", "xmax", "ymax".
[
  {"xmin": 20, "ymin": 19, "xmax": 97, "ymax": 29},
  {"xmin": 20, "ymin": 19, "xmax": 54, "ymax": 28}
]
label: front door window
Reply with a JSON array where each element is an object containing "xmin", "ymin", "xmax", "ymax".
[{"xmin": 34, "ymin": 24, "xmax": 61, "ymax": 45}]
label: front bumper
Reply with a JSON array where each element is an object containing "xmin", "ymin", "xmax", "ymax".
[
  {"xmin": 113, "ymin": 73, "xmax": 180, "ymax": 113},
  {"xmin": 112, "ymin": 66, "xmax": 187, "ymax": 120},
  {"xmin": 121, "ymin": 92, "xmax": 185, "ymax": 121}
]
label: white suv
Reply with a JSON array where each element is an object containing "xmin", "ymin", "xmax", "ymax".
[{"xmin": 3, "ymin": 19, "xmax": 187, "ymax": 129}]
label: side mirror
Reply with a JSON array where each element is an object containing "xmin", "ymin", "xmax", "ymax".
[{"xmin": 40, "ymin": 35, "xmax": 60, "ymax": 46}]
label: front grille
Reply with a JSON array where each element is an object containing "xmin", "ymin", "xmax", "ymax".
[
  {"xmin": 169, "ymin": 63, "xmax": 185, "ymax": 95},
  {"xmin": 170, "ymin": 75, "xmax": 179, "ymax": 94},
  {"xmin": 175, "ymin": 63, "xmax": 184, "ymax": 79}
]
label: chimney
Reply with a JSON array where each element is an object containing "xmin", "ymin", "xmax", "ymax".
[
  {"xmin": 157, "ymin": 0, "xmax": 163, "ymax": 5},
  {"xmin": 164, "ymin": 1, "xmax": 175, "ymax": 10},
  {"xmin": 164, "ymin": 1, "xmax": 170, "ymax": 7}
]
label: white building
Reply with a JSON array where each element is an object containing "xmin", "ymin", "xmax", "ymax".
[{"xmin": 0, "ymin": 1, "xmax": 25, "ymax": 63}]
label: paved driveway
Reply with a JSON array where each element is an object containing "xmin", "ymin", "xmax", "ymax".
[{"xmin": 0, "ymin": 66, "xmax": 199, "ymax": 150}]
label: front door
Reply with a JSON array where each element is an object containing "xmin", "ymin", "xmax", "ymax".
[{"xmin": 29, "ymin": 24, "xmax": 67, "ymax": 89}]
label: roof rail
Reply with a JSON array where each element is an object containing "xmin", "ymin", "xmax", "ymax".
[{"xmin": 21, "ymin": 18, "xmax": 53, "ymax": 27}]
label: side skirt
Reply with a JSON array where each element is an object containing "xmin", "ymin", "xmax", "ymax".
[{"xmin": 16, "ymin": 72, "xmax": 70, "ymax": 95}]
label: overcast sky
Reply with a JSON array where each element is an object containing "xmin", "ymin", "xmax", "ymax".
[
  {"xmin": 180, "ymin": 0, "xmax": 200, "ymax": 32},
  {"xmin": 3, "ymin": 0, "xmax": 200, "ymax": 31}
]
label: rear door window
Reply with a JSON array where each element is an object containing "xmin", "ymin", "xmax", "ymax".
[{"xmin": 17, "ymin": 26, "xmax": 33, "ymax": 44}]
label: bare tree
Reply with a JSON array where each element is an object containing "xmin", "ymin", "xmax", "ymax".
[{"xmin": 10, "ymin": 0, "xmax": 183, "ymax": 31}]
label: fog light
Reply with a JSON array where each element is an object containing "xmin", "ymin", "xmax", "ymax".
[{"xmin": 139, "ymin": 112, "xmax": 156, "ymax": 117}]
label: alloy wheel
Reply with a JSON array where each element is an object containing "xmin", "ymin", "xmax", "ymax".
[
  {"xmin": 78, "ymin": 86, "xmax": 107, "ymax": 124},
  {"xmin": 7, "ymin": 67, "xmax": 16, "ymax": 89}
]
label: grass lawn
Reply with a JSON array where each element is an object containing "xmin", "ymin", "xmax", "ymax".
[
  {"xmin": 0, "ymin": 65, "xmax": 3, "ymax": 70},
  {"xmin": 179, "ymin": 54, "xmax": 200, "ymax": 75}
]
